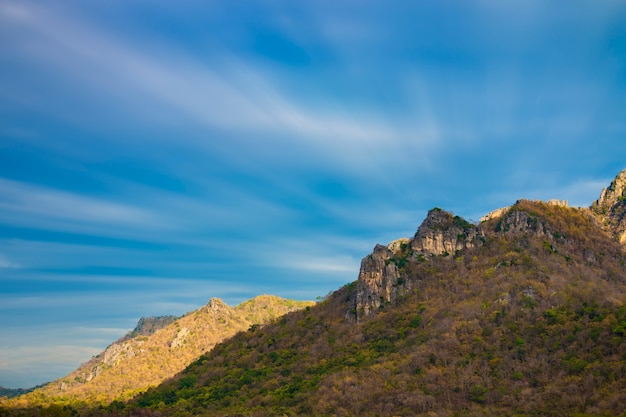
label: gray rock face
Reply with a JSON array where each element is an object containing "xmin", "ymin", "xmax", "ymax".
[
  {"xmin": 411, "ymin": 208, "xmax": 483, "ymax": 255},
  {"xmin": 170, "ymin": 327, "xmax": 190, "ymax": 349},
  {"xmin": 592, "ymin": 169, "xmax": 626, "ymax": 244},
  {"xmin": 354, "ymin": 244, "xmax": 400, "ymax": 319},
  {"xmin": 494, "ymin": 204, "xmax": 552, "ymax": 237},
  {"xmin": 480, "ymin": 200, "xmax": 567, "ymax": 224},
  {"xmin": 352, "ymin": 208, "xmax": 482, "ymax": 321},
  {"xmin": 480, "ymin": 206, "xmax": 510, "ymax": 223},
  {"xmin": 120, "ymin": 315, "xmax": 178, "ymax": 342},
  {"xmin": 83, "ymin": 338, "xmax": 145, "ymax": 383}
]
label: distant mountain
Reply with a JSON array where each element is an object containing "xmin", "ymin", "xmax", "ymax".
[
  {"xmin": 0, "ymin": 386, "xmax": 41, "ymax": 399},
  {"xmin": 3, "ymin": 170, "xmax": 626, "ymax": 417},
  {"xmin": 2, "ymin": 295, "xmax": 313, "ymax": 408}
]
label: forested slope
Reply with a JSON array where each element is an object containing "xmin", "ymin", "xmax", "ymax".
[{"xmin": 77, "ymin": 200, "xmax": 626, "ymax": 417}]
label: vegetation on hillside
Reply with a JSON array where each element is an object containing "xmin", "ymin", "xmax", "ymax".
[
  {"xmin": 3, "ymin": 201, "xmax": 626, "ymax": 417},
  {"xmin": 0, "ymin": 296, "xmax": 313, "ymax": 409},
  {"xmin": 0, "ymin": 386, "xmax": 40, "ymax": 400},
  {"xmin": 118, "ymin": 316, "xmax": 179, "ymax": 343}
]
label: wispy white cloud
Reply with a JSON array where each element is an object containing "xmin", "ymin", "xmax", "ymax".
[
  {"xmin": 0, "ymin": 274, "xmax": 264, "ymax": 313},
  {"xmin": 276, "ymin": 254, "xmax": 359, "ymax": 274},
  {"xmin": 0, "ymin": 178, "xmax": 164, "ymax": 234},
  {"xmin": 0, "ymin": 2, "xmax": 409, "ymax": 148},
  {"xmin": 0, "ymin": 175, "xmax": 293, "ymax": 245}
]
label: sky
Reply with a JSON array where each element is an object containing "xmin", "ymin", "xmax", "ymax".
[{"xmin": 1, "ymin": 0, "xmax": 625, "ymax": 389}]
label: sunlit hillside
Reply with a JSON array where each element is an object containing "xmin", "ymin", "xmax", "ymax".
[
  {"xmin": 78, "ymin": 198, "xmax": 626, "ymax": 416},
  {"xmin": 1, "ymin": 295, "xmax": 313, "ymax": 408}
]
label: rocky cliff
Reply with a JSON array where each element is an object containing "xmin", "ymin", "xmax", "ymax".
[
  {"xmin": 412, "ymin": 208, "xmax": 483, "ymax": 255},
  {"xmin": 351, "ymin": 171, "xmax": 626, "ymax": 321},
  {"xmin": 354, "ymin": 244, "xmax": 401, "ymax": 318},
  {"xmin": 592, "ymin": 168, "xmax": 626, "ymax": 244},
  {"xmin": 118, "ymin": 315, "xmax": 178, "ymax": 343},
  {"xmin": 354, "ymin": 208, "xmax": 483, "ymax": 319}
]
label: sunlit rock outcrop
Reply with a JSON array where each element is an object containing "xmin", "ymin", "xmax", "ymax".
[
  {"xmin": 354, "ymin": 244, "xmax": 401, "ymax": 319},
  {"xmin": 411, "ymin": 208, "xmax": 483, "ymax": 255},
  {"xmin": 592, "ymin": 169, "xmax": 626, "ymax": 244}
]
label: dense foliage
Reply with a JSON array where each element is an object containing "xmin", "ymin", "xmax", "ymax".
[{"xmin": 3, "ymin": 201, "xmax": 626, "ymax": 416}]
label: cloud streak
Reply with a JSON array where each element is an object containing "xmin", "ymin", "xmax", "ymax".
[
  {"xmin": 0, "ymin": 178, "xmax": 164, "ymax": 235},
  {"xmin": 0, "ymin": 2, "xmax": 411, "ymax": 149}
]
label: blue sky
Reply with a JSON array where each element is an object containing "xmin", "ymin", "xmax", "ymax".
[{"xmin": 1, "ymin": 0, "xmax": 625, "ymax": 388}]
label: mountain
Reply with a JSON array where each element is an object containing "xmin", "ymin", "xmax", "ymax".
[
  {"xmin": 3, "ymin": 170, "xmax": 626, "ymax": 417},
  {"xmin": 0, "ymin": 386, "xmax": 41, "ymax": 399},
  {"xmin": 1, "ymin": 295, "xmax": 313, "ymax": 408},
  {"xmin": 116, "ymin": 315, "xmax": 178, "ymax": 343},
  {"xmin": 592, "ymin": 168, "xmax": 626, "ymax": 244}
]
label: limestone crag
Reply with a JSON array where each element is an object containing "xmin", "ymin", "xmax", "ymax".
[
  {"xmin": 83, "ymin": 340, "xmax": 144, "ymax": 383},
  {"xmin": 387, "ymin": 238, "xmax": 410, "ymax": 253},
  {"xmin": 546, "ymin": 199, "xmax": 568, "ymax": 207},
  {"xmin": 352, "ymin": 208, "xmax": 483, "ymax": 321},
  {"xmin": 117, "ymin": 315, "xmax": 178, "ymax": 343},
  {"xmin": 102, "ymin": 341, "xmax": 140, "ymax": 366},
  {"xmin": 592, "ymin": 169, "xmax": 626, "ymax": 244},
  {"xmin": 411, "ymin": 208, "xmax": 483, "ymax": 255},
  {"xmin": 354, "ymin": 244, "xmax": 401, "ymax": 319},
  {"xmin": 170, "ymin": 327, "xmax": 190, "ymax": 349},
  {"xmin": 480, "ymin": 206, "xmax": 510, "ymax": 223},
  {"xmin": 493, "ymin": 203, "xmax": 554, "ymax": 237},
  {"xmin": 205, "ymin": 297, "xmax": 233, "ymax": 315},
  {"xmin": 480, "ymin": 200, "xmax": 567, "ymax": 224}
]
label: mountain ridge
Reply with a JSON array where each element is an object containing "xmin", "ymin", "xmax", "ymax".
[
  {"xmin": 2, "ymin": 169, "xmax": 626, "ymax": 417},
  {"xmin": 1, "ymin": 295, "xmax": 314, "ymax": 407},
  {"xmin": 74, "ymin": 169, "xmax": 624, "ymax": 417},
  {"xmin": 352, "ymin": 187, "xmax": 626, "ymax": 322},
  {"xmin": 117, "ymin": 315, "xmax": 179, "ymax": 343}
]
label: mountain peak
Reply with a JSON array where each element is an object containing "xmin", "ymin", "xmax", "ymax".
[
  {"xmin": 411, "ymin": 208, "xmax": 482, "ymax": 256},
  {"xmin": 206, "ymin": 297, "xmax": 227, "ymax": 308},
  {"xmin": 592, "ymin": 169, "xmax": 626, "ymax": 244},
  {"xmin": 119, "ymin": 315, "xmax": 178, "ymax": 343},
  {"xmin": 594, "ymin": 169, "xmax": 626, "ymax": 207}
]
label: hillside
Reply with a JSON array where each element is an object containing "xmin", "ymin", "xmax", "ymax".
[
  {"xmin": 0, "ymin": 386, "xmax": 40, "ymax": 400},
  {"xmin": 3, "ymin": 170, "xmax": 626, "ymax": 417},
  {"xmin": 1, "ymin": 295, "xmax": 313, "ymax": 408},
  {"xmin": 116, "ymin": 315, "xmax": 178, "ymax": 343},
  {"xmin": 95, "ymin": 173, "xmax": 626, "ymax": 417}
]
